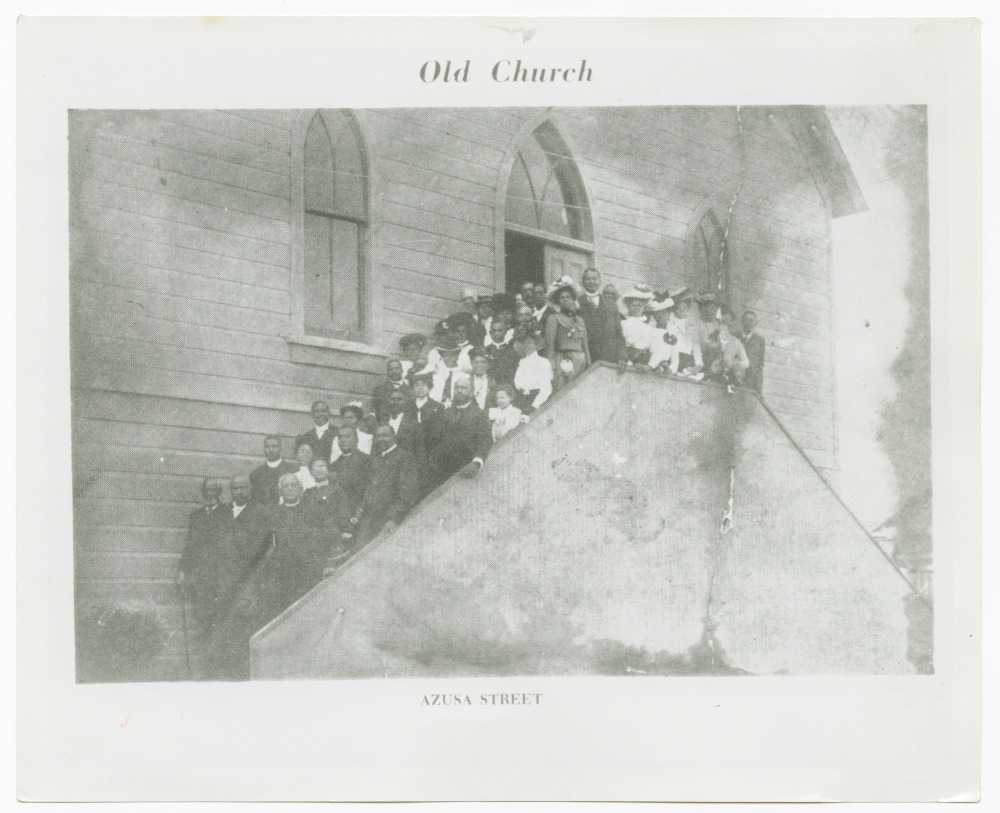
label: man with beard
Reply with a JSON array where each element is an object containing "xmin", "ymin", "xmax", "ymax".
[
  {"xmin": 429, "ymin": 375, "xmax": 492, "ymax": 488},
  {"xmin": 352, "ymin": 424, "xmax": 421, "ymax": 544},
  {"xmin": 249, "ymin": 435, "xmax": 297, "ymax": 505}
]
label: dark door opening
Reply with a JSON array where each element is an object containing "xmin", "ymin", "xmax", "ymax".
[{"xmin": 504, "ymin": 229, "xmax": 545, "ymax": 293}]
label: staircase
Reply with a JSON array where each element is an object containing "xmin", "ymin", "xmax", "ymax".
[{"xmin": 250, "ymin": 364, "xmax": 917, "ymax": 677}]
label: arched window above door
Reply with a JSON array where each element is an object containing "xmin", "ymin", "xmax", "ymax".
[{"xmin": 504, "ymin": 121, "xmax": 593, "ymax": 244}]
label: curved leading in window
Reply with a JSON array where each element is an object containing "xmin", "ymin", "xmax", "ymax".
[
  {"xmin": 302, "ymin": 110, "xmax": 368, "ymax": 340},
  {"xmin": 691, "ymin": 209, "xmax": 729, "ymax": 300},
  {"xmin": 504, "ymin": 121, "xmax": 593, "ymax": 243}
]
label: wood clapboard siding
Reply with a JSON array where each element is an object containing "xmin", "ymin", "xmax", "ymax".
[{"xmin": 71, "ymin": 106, "xmax": 842, "ymax": 680}]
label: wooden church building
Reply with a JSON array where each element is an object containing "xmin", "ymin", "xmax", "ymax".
[{"xmin": 69, "ymin": 106, "xmax": 865, "ymax": 679}]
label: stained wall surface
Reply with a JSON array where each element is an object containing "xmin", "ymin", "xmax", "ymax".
[
  {"xmin": 251, "ymin": 366, "xmax": 910, "ymax": 678},
  {"xmin": 70, "ymin": 107, "xmax": 843, "ymax": 679}
]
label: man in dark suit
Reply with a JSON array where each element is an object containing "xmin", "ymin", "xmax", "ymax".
[
  {"xmin": 328, "ymin": 424, "xmax": 370, "ymax": 515},
  {"xmin": 294, "ymin": 400, "xmax": 335, "ymax": 464},
  {"xmin": 206, "ymin": 474, "xmax": 275, "ymax": 679},
  {"xmin": 483, "ymin": 317, "xmax": 520, "ymax": 386},
  {"xmin": 741, "ymin": 309, "xmax": 766, "ymax": 395},
  {"xmin": 429, "ymin": 375, "xmax": 492, "ymax": 488},
  {"xmin": 257, "ymin": 474, "xmax": 331, "ymax": 622},
  {"xmin": 371, "ymin": 358, "xmax": 411, "ymax": 422},
  {"xmin": 353, "ymin": 424, "xmax": 421, "ymax": 543},
  {"xmin": 468, "ymin": 348, "xmax": 499, "ymax": 411},
  {"xmin": 177, "ymin": 478, "xmax": 231, "ymax": 631},
  {"xmin": 577, "ymin": 267, "xmax": 626, "ymax": 364},
  {"xmin": 249, "ymin": 435, "xmax": 298, "ymax": 505},
  {"xmin": 402, "ymin": 371, "xmax": 445, "ymax": 496}
]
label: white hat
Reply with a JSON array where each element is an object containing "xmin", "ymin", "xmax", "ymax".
[
  {"xmin": 460, "ymin": 287, "xmax": 477, "ymax": 301},
  {"xmin": 622, "ymin": 283, "xmax": 654, "ymax": 301},
  {"xmin": 646, "ymin": 296, "xmax": 674, "ymax": 312}
]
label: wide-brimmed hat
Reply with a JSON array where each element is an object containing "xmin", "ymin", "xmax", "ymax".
[
  {"xmin": 547, "ymin": 275, "xmax": 580, "ymax": 302},
  {"xmin": 646, "ymin": 296, "xmax": 675, "ymax": 313},
  {"xmin": 622, "ymin": 283, "xmax": 655, "ymax": 301}
]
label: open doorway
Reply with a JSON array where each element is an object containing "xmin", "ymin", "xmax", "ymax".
[
  {"xmin": 504, "ymin": 229, "xmax": 592, "ymax": 294},
  {"xmin": 504, "ymin": 230, "xmax": 545, "ymax": 293}
]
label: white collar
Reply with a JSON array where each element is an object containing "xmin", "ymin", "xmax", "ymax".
[
  {"xmin": 265, "ymin": 458, "xmax": 283, "ymax": 469},
  {"xmin": 313, "ymin": 422, "xmax": 330, "ymax": 436}
]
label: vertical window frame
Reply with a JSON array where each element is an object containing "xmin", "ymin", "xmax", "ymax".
[{"xmin": 290, "ymin": 109, "xmax": 379, "ymax": 352}]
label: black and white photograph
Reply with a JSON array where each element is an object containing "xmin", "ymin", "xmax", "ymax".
[
  {"xmin": 69, "ymin": 103, "xmax": 932, "ymax": 682},
  {"xmin": 16, "ymin": 15, "xmax": 982, "ymax": 804}
]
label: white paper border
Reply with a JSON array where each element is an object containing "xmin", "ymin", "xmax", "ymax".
[{"xmin": 15, "ymin": 15, "xmax": 982, "ymax": 803}]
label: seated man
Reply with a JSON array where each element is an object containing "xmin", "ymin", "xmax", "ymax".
[
  {"xmin": 371, "ymin": 358, "xmax": 411, "ymax": 423},
  {"xmin": 249, "ymin": 435, "xmax": 297, "ymax": 505},
  {"xmin": 328, "ymin": 424, "xmax": 371, "ymax": 515},
  {"xmin": 429, "ymin": 375, "xmax": 492, "ymax": 488},
  {"xmin": 351, "ymin": 424, "xmax": 421, "ymax": 545}
]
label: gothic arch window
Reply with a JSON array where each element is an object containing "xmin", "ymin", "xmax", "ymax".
[
  {"xmin": 302, "ymin": 110, "xmax": 368, "ymax": 340},
  {"xmin": 504, "ymin": 121, "xmax": 593, "ymax": 244},
  {"xmin": 690, "ymin": 209, "xmax": 729, "ymax": 299}
]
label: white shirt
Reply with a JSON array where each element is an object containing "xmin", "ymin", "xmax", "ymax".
[
  {"xmin": 666, "ymin": 313, "xmax": 703, "ymax": 366},
  {"xmin": 424, "ymin": 346, "xmax": 472, "ymax": 375},
  {"xmin": 295, "ymin": 466, "xmax": 316, "ymax": 491},
  {"xmin": 483, "ymin": 329, "xmax": 515, "ymax": 349},
  {"xmin": 329, "ymin": 431, "xmax": 372, "ymax": 463},
  {"xmin": 471, "ymin": 374, "xmax": 491, "ymax": 410},
  {"xmin": 533, "ymin": 304, "xmax": 550, "ymax": 323},
  {"xmin": 312, "ymin": 421, "xmax": 331, "ymax": 439},
  {"xmin": 428, "ymin": 363, "xmax": 463, "ymax": 406},
  {"xmin": 232, "ymin": 502, "xmax": 247, "ymax": 519},
  {"xmin": 514, "ymin": 352, "xmax": 553, "ymax": 410},
  {"xmin": 582, "ymin": 291, "xmax": 601, "ymax": 308},
  {"xmin": 388, "ymin": 413, "xmax": 404, "ymax": 435},
  {"xmin": 489, "ymin": 404, "xmax": 526, "ymax": 442},
  {"xmin": 622, "ymin": 316, "xmax": 657, "ymax": 351}
]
